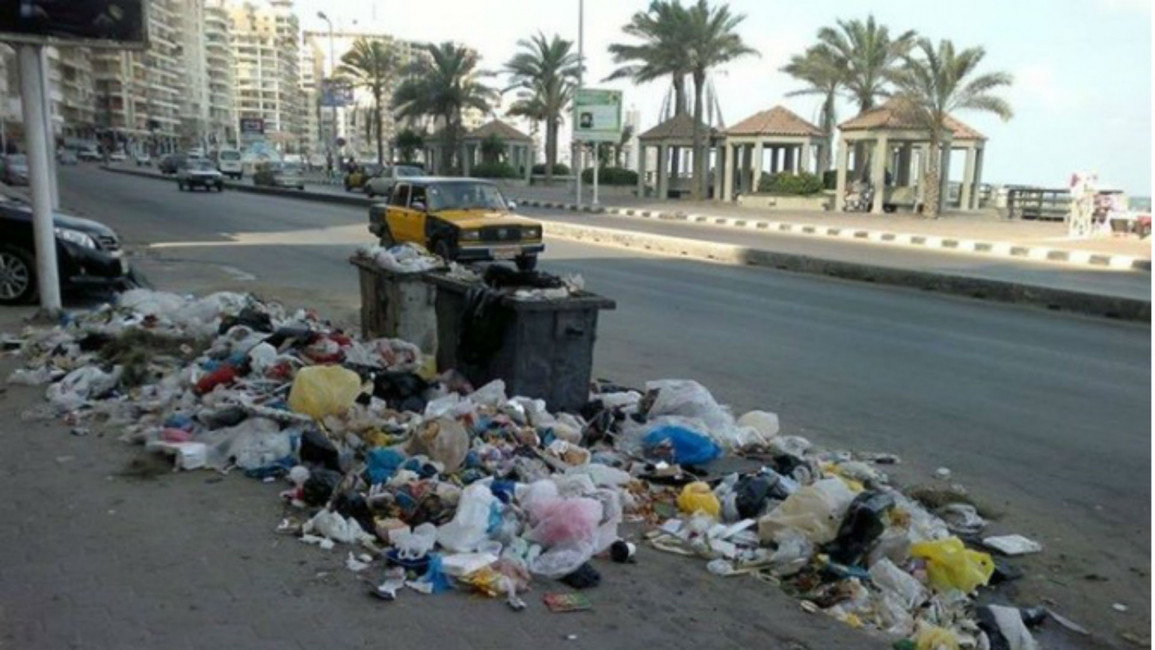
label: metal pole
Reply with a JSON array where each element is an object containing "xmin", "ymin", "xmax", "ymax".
[
  {"xmin": 593, "ymin": 143, "xmax": 599, "ymax": 205},
  {"xmin": 574, "ymin": 0, "xmax": 583, "ymax": 207},
  {"xmin": 38, "ymin": 47, "xmax": 59, "ymax": 209},
  {"xmin": 17, "ymin": 45, "xmax": 61, "ymax": 313}
]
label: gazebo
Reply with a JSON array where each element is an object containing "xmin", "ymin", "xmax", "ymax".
[
  {"xmin": 421, "ymin": 119, "xmax": 534, "ymax": 182},
  {"xmin": 834, "ymin": 99, "xmax": 987, "ymax": 213},
  {"xmin": 720, "ymin": 105, "xmax": 825, "ymax": 201},
  {"xmin": 635, "ymin": 113, "xmax": 722, "ymax": 199}
]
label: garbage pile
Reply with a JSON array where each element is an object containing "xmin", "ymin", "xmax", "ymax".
[{"xmin": 5, "ymin": 290, "xmax": 1048, "ymax": 648}]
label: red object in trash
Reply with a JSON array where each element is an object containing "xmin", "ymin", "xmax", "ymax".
[{"xmin": 195, "ymin": 365, "xmax": 238, "ymax": 395}]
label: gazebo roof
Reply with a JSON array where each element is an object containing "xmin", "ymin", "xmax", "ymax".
[
  {"xmin": 839, "ymin": 99, "xmax": 985, "ymax": 140},
  {"xmin": 726, "ymin": 105, "xmax": 823, "ymax": 137},
  {"xmin": 465, "ymin": 119, "xmax": 532, "ymax": 142},
  {"xmin": 637, "ymin": 113, "xmax": 719, "ymax": 141}
]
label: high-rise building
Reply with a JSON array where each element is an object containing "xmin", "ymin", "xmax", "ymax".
[
  {"xmin": 204, "ymin": 1, "xmax": 236, "ymax": 145},
  {"xmin": 224, "ymin": 0, "xmax": 302, "ymax": 150}
]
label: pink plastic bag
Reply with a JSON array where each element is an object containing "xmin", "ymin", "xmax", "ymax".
[{"xmin": 526, "ymin": 497, "xmax": 603, "ymax": 549}]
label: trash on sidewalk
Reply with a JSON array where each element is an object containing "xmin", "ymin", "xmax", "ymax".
[
  {"xmin": 982, "ymin": 534, "xmax": 1043, "ymax": 556},
  {"xmin": 3, "ymin": 288, "xmax": 1042, "ymax": 645}
]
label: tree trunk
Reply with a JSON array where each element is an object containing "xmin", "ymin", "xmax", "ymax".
[
  {"xmin": 691, "ymin": 73, "xmax": 705, "ymax": 201},
  {"xmin": 673, "ymin": 75, "xmax": 687, "ymax": 116},
  {"xmin": 922, "ymin": 136, "xmax": 941, "ymax": 218},
  {"xmin": 374, "ymin": 93, "xmax": 384, "ymax": 166},
  {"xmin": 545, "ymin": 117, "xmax": 558, "ymax": 184},
  {"xmin": 441, "ymin": 113, "xmax": 455, "ymax": 175}
]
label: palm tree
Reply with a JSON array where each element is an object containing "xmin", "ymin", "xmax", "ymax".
[
  {"xmin": 890, "ymin": 38, "xmax": 1012, "ymax": 218},
  {"xmin": 394, "ymin": 128, "xmax": 423, "ymax": 164},
  {"xmin": 337, "ymin": 38, "xmax": 399, "ymax": 166},
  {"xmin": 606, "ymin": 1, "xmax": 692, "ymax": 116},
  {"xmin": 816, "ymin": 15, "xmax": 915, "ymax": 113},
  {"xmin": 393, "ymin": 42, "xmax": 498, "ymax": 175},
  {"xmin": 614, "ymin": 124, "xmax": 635, "ymax": 167},
  {"xmin": 781, "ymin": 45, "xmax": 842, "ymax": 173},
  {"xmin": 504, "ymin": 32, "xmax": 580, "ymax": 185},
  {"xmin": 683, "ymin": 0, "xmax": 757, "ymax": 200}
]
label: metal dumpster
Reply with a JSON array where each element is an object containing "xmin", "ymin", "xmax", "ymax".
[
  {"xmin": 424, "ymin": 272, "xmax": 616, "ymax": 412},
  {"xmin": 350, "ymin": 255, "xmax": 438, "ymax": 354}
]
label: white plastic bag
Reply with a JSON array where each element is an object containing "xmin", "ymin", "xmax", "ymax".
[
  {"xmin": 869, "ymin": 557, "xmax": 927, "ymax": 609},
  {"xmin": 304, "ymin": 508, "xmax": 373, "ymax": 545},
  {"xmin": 437, "ymin": 482, "xmax": 497, "ymax": 553},
  {"xmin": 736, "ymin": 410, "xmax": 780, "ymax": 444},
  {"xmin": 529, "ymin": 541, "xmax": 595, "ymax": 579},
  {"xmin": 758, "ymin": 478, "xmax": 855, "ymax": 544},
  {"xmin": 986, "ymin": 605, "xmax": 1040, "ymax": 650},
  {"xmin": 47, "ymin": 365, "xmax": 123, "ymax": 411},
  {"xmin": 468, "ymin": 380, "xmax": 507, "ymax": 407}
]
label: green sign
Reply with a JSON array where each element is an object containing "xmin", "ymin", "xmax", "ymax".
[{"xmin": 574, "ymin": 88, "xmax": 623, "ymax": 143}]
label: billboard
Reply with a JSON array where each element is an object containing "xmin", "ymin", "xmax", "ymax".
[
  {"xmin": 320, "ymin": 78, "xmax": 354, "ymax": 108},
  {"xmin": 574, "ymin": 88, "xmax": 623, "ymax": 143},
  {"xmin": 239, "ymin": 117, "xmax": 265, "ymax": 144},
  {"xmin": 0, "ymin": 0, "xmax": 148, "ymax": 49}
]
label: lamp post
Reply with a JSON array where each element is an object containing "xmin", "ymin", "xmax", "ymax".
[
  {"xmin": 573, "ymin": 0, "xmax": 584, "ymax": 207},
  {"xmin": 317, "ymin": 11, "xmax": 335, "ymax": 174}
]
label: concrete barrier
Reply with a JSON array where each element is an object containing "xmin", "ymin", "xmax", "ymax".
[{"xmin": 542, "ymin": 221, "xmax": 1151, "ymax": 322}]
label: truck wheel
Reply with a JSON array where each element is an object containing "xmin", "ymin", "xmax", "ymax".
[
  {"xmin": 0, "ymin": 246, "xmax": 36, "ymax": 305},
  {"xmin": 515, "ymin": 254, "xmax": 538, "ymax": 272}
]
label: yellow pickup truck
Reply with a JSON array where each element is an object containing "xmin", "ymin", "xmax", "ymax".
[{"xmin": 368, "ymin": 177, "xmax": 544, "ymax": 271}]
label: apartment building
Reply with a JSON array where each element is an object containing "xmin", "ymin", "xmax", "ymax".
[
  {"xmin": 0, "ymin": 45, "xmax": 99, "ymax": 148},
  {"xmin": 225, "ymin": 0, "xmax": 302, "ymax": 150},
  {"xmin": 204, "ymin": 1, "xmax": 237, "ymax": 145}
]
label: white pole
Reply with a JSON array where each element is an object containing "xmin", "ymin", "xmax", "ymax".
[
  {"xmin": 574, "ymin": 0, "xmax": 583, "ymax": 207},
  {"xmin": 38, "ymin": 48, "xmax": 59, "ymax": 209},
  {"xmin": 593, "ymin": 143, "xmax": 599, "ymax": 205},
  {"xmin": 17, "ymin": 45, "xmax": 61, "ymax": 314}
]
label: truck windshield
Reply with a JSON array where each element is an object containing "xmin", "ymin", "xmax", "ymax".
[{"xmin": 427, "ymin": 182, "xmax": 507, "ymax": 211}]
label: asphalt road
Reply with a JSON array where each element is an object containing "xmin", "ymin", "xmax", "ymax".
[{"xmin": 53, "ymin": 166, "xmax": 1152, "ymax": 647}]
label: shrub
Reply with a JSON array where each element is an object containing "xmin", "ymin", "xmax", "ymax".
[
  {"xmin": 822, "ymin": 170, "xmax": 838, "ymax": 190},
  {"xmin": 532, "ymin": 163, "xmax": 570, "ymax": 175},
  {"xmin": 580, "ymin": 166, "xmax": 638, "ymax": 186},
  {"xmin": 757, "ymin": 171, "xmax": 824, "ymax": 195},
  {"xmin": 470, "ymin": 162, "xmax": 519, "ymax": 179}
]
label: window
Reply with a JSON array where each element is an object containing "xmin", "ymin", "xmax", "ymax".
[
  {"xmin": 409, "ymin": 185, "xmax": 427, "ymax": 209},
  {"xmin": 391, "ymin": 184, "xmax": 410, "ymax": 207}
]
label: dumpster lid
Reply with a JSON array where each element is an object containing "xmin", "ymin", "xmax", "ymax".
[
  {"xmin": 425, "ymin": 270, "xmax": 616, "ymax": 311},
  {"xmin": 350, "ymin": 253, "xmax": 445, "ymax": 277}
]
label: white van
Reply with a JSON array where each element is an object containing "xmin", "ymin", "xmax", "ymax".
[{"xmin": 216, "ymin": 148, "xmax": 243, "ymax": 179}]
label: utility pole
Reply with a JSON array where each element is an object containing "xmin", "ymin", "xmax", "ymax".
[
  {"xmin": 574, "ymin": 0, "xmax": 584, "ymax": 207},
  {"xmin": 17, "ymin": 44, "xmax": 61, "ymax": 314}
]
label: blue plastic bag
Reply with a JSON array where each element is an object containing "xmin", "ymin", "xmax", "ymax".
[
  {"xmin": 366, "ymin": 448, "xmax": 406, "ymax": 484},
  {"xmin": 643, "ymin": 425, "xmax": 722, "ymax": 465}
]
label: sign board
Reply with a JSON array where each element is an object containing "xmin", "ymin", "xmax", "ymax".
[
  {"xmin": 239, "ymin": 117, "xmax": 265, "ymax": 144},
  {"xmin": 0, "ymin": 0, "xmax": 148, "ymax": 49},
  {"xmin": 320, "ymin": 78, "xmax": 354, "ymax": 108},
  {"xmin": 574, "ymin": 88, "xmax": 623, "ymax": 143}
]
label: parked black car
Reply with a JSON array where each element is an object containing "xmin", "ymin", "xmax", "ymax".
[
  {"xmin": 158, "ymin": 153, "xmax": 187, "ymax": 175},
  {"xmin": 0, "ymin": 194, "xmax": 133, "ymax": 305}
]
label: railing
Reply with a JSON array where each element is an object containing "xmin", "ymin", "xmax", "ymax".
[{"xmin": 1006, "ymin": 187, "xmax": 1070, "ymax": 221}]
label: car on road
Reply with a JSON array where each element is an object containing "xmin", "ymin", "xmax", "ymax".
[
  {"xmin": 0, "ymin": 193, "xmax": 132, "ymax": 305},
  {"xmin": 109, "ymin": 150, "xmax": 127, "ymax": 163},
  {"xmin": 215, "ymin": 148, "xmax": 243, "ymax": 179},
  {"xmin": 344, "ymin": 163, "xmax": 382, "ymax": 192},
  {"xmin": 1, "ymin": 154, "xmax": 29, "ymax": 186},
  {"xmin": 253, "ymin": 162, "xmax": 305, "ymax": 190},
  {"xmin": 368, "ymin": 177, "xmax": 542, "ymax": 271},
  {"xmin": 58, "ymin": 150, "xmax": 78, "ymax": 166},
  {"xmin": 364, "ymin": 165, "xmax": 423, "ymax": 199},
  {"xmin": 158, "ymin": 154, "xmax": 187, "ymax": 175},
  {"xmin": 77, "ymin": 147, "xmax": 101, "ymax": 162},
  {"xmin": 177, "ymin": 160, "xmax": 225, "ymax": 192}
]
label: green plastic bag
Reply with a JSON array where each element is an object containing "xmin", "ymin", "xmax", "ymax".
[
  {"xmin": 288, "ymin": 365, "xmax": 362, "ymax": 420},
  {"xmin": 910, "ymin": 536, "xmax": 994, "ymax": 593}
]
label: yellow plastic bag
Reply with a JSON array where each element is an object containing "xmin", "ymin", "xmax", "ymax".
[
  {"xmin": 910, "ymin": 536, "xmax": 994, "ymax": 593},
  {"xmin": 677, "ymin": 481, "xmax": 720, "ymax": 518},
  {"xmin": 914, "ymin": 623, "xmax": 960, "ymax": 650},
  {"xmin": 288, "ymin": 365, "xmax": 362, "ymax": 420}
]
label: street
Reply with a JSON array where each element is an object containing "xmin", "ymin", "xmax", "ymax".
[{"xmin": 16, "ymin": 165, "xmax": 1153, "ymax": 647}]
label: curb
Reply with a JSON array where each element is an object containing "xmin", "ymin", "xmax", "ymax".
[
  {"xmin": 520, "ymin": 199, "xmax": 1152, "ymax": 273},
  {"xmin": 102, "ymin": 166, "xmax": 373, "ymax": 207},
  {"xmin": 542, "ymin": 221, "xmax": 1151, "ymax": 323}
]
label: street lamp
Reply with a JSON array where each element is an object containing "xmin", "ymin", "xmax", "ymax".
[{"xmin": 317, "ymin": 11, "xmax": 335, "ymax": 173}]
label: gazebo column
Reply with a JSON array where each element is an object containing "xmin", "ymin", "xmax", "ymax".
[
  {"xmin": 636, "ymin": 143, "xmax": 646, "ymax": 197},
  {"xmin": 783, "ymin": 146, "xmax": 795, "ymax": 173},
  {"xmin": 801, "ymin": 142, "xmax": 813, "ymax": 174},
  {"xmin": 971, "ymin": 146, "xmax": 985, "ymax": 209},
  {"xmin": 834, "ymin": 138, "xmax": 849, "ymax": 212},
  {"xmin": 462, "ymin": 144, "xmax": 472, "ymax": 176},
  {"xmin": 524, "ymin": 144, "xmax": 533, "ymax": 182},
  {"xmin": 870, "ymin": 135, "xmax": 889, "ymax": 214},
  {"xmin": 722, "ymin": 142, "xmax": 735, "ymax": 201},
  {"xmin": 657, "ymin": 143, "xmax": 669, "ymax": 199},
  {"xmin": 752, "ymin": 142, "xmax": 764, "ymax": 193},
  {"xmin": 959, "ymin": 144, "xmax": 977, "ymax": 211},
  {"xmin": 897, "ymin": 144, "xmax": 912, "ymax": 186},
  {"xmin": 915, "ymin": 143, "xmax": 930, "ymax": 206},
  {"xmin": 939, "ymin": 142, "xmax": 953, "ymax": 211}
]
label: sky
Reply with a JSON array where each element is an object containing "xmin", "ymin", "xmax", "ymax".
[{"xmin": 295, "ymin": 0, "xmax": 1153, "ymax": 194}]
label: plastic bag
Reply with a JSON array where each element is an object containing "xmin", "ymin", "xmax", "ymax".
[
  {"xmin": 914, "ymin": 623, "xmax": 959, "ymax": 650},
  {"xmin": 910, "ymin": 536, "xmax": 995, "ymax": 593},
  {"xmin": 529, "ymin": 541, "xmax": 595, "ymax": 579},
  {"xmin": 366, "ymin": 448, "xmax": 406, "ymax": 484},
  {"xmin": 288, "ymin": 365, "xmax": 362, "ymax": 420},
  {"xmin": 410, "ymin": 417, "xmax": 469, "ymax": 474},
  {"xmin": 643, "ymin": 425, "xmax": 722, "ymax": 465},
  {"xmin": 645, "ymin": 379, "xmax": 745, "ymax": 449},
  {"xmin": 736, "ymin": 410, "xmax": 780, "ymax": 444},
  {"xmin": 468, "ymin": 379, "xmax": 507, "ymax": 407},
  {"xmin": 525, "ymin": 496, "xmax": 603, "ymax": 549},
  {"xmin": 211, "ymin": 417, "xmax": 291, "ymax": 471},
  {"xmin": 758, "ymin": 478, "xmax": 855, "ymax": 544},
  {"xmin": 303, "ymin": 508, "xmax": 373, "ymax": 545},
  {"xmin": 980, "ymin": 605, "xmax": 1040, "ymax": 650},
  {"xmin": 767, "ymin": 529, "xmax": 813, "ymax": 576},
  {"xmin": 437, "ymin": 482, "xmax": 498, "ymax": 553},
  {"xmin": 47, "ymin": 365, "xmax": 123, "ymax": 411},
  {"xmin": 869, "ymin": 557, "xmax": 927, "ymax": 609},
  {"xmin": 677, "ymin": 481, "xmax": 721, "ymax": 518}
]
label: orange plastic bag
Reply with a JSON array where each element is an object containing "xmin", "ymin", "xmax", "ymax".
[{"xmin": 910, "ymin": 536, "xmax": 994, "ymax": 593}]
